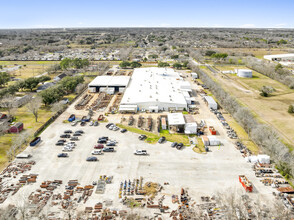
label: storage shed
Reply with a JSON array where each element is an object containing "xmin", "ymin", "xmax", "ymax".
[
  {"xmin": 9, "ymin": 122, "xmax": 23, "ymax": 133},
  {"xmin": 161, "ymin": 117, "xmax": 167, "ymax": 130},
  {"xmin": 204, "ymin": 96, "xmax": 218, "ymax": 110},
  {"xmin": 119, "ymin": 104, "xmax": 138, "ymax": 113},
  {"xmin": 191, "ymin": 72, "xmax": 198, "ymax": 79},
  {"xmin": 207, "ymin": 135, "xmax": 220, "ymax": 146}
]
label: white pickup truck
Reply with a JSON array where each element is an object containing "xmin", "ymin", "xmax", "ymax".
[{"xmin": 134, "ymin": 150, "xmax": 147, "ymax": 155}]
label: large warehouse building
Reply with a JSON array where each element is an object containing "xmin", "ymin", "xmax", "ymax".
[
  {"xmin": 119, "ymin": 68, "xmax": 192, "ymax": 113},
  {"xmin": 88, "ymin": 75, "xmax": 130, "ymax": 93},
  {"xmin": 264, "ymin": 54, "xmax": 294, "ymax": 65}
]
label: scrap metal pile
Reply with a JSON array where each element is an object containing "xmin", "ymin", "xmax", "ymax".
[
  {"xmin": 75, "ymin": 94, "xmax": 93, "ymax": 110},
  {"xmin": 0, "ymin": 161, "xmax": 36, "ymax": 204},
  {"xmin": 90, "ymin": 93, "xmax": 113, "ymax": 111}
]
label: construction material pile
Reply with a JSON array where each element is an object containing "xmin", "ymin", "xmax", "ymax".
[
  {"xmin": 0, "ymin": 161, "xmax": 36, "ymax": 204},
  {"xmin": 75, "ymin": 94, "xmax": 93, "ymax": 110}
]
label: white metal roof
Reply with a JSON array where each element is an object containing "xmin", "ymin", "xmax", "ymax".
[
  {"xmin": 89, "ymin": 75, "xmax": 130, "ymax": 87},
  {"xmin": 204, "ymin": 96, "xmax": 217, "ymax": 105},
  {"xmin": 168, "ymin": 113, "xmax": 185, "ymax": 125},
  {"xmin": 120, "ymin": 67, "xmax": 188, "ymax": 106},
  {"xmin": 264, "ymin": 53, "xmax": 294, "ymax": 59}
]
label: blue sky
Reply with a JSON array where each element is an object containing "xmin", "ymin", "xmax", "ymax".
[{"xmin": 0, "ymin": 0, "xmax": 293, "ymax": 28}]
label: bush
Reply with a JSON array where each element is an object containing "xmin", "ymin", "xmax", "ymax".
[
  {"xmin": 158, "ymin": 62, "xmax": 169, "ymax": 67},
  {"xmin": 288, "ymin": 104, "xmax": 294, "ymax": 113}
]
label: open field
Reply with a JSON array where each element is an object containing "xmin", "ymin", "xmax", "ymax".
[
  {"xmin": 215, "ymin": 48, "xmax": 290, "ymax": 59},
  {"xmin": 206, "ymin": 65, "xmax": 294, "ymax": 149},
  {"xmin": 0, "ymin": 61, "xmax": 60, "ymax": 79}
]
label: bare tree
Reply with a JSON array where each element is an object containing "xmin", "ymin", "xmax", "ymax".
[
  {"xmin": 0, "ymin": 94, "xmax": 16, "ymax": 116},
  {"xmin": 50, "ymin": 101, "xmax": 65, "ymax": 113},
  {"xmin": 26, "ymin": 96, "xmax": 42, "ymax": 122},
  {"xmin": 75, "ymin": 83, "xmax": 87, "ymax": 94}
]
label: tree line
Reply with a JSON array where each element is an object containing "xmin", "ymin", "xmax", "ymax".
[
  {"xmin": 191, "ymin": 64, "xmax": 294, "ymax": 178},
  {"xmin": 245, "ymin": 57, "xmax": 294, "ymax": 89}
]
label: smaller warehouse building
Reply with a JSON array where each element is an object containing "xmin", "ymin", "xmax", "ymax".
[
  {"xmin": 235, "ymin": 69, "xmax": 252, "ymax": 78},
  {"xmin": 168, "ymin": 113, "xmax": 185, "ymax": 132},
  {"xmin": 184, "ymin": 114, "xmax": 197, "ymax": 134},
  {"xmin": 204, "ymin": 96, "xmax": 218, "ymax": 110},
  {"xmin": 88, "ymin": 76, "xmax": 130, "ymax": 93}
]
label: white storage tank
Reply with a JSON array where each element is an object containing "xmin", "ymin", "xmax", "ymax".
[{"xmin": 235, "ymin": 69, "xmax": 252, "ymax": 78}]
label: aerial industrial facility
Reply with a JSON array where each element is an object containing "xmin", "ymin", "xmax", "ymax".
[{"xmin": 119, "ymin": 67, "xmax": 194, "ymax": 113}]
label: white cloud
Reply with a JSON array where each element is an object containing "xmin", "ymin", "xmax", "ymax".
[
  {"xmin": 239, "ymin": 24, "xmax": 256, "ymax": 28},
  {"xmin": 274, "ymin": 23, "xmax": 287, "ymax": 28}
]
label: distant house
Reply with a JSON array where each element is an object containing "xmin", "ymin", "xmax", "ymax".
[
  {"xmin": 8, "ymin": 122, "xmax": 23, "ymax": 133},
  {"xmin": 0, "ymin": 95, "xmax": 32, "ymax": 108},
  {"xmin": 54, "ymin": 73, "xmax": 67, "ymax": 82},
  {"xmin": 36, "ymin": 82, "xmax": 55, "ymax": 93}
]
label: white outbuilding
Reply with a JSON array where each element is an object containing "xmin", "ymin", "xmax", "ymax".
[
  {"xmin": 168, "ymin": 113, "xmax": 186, "ymax": 132},
  {"xmin": 191, "ymin": 72, "xmax": 198, "ymax": 79},
  {"xmin": 204, "ymin": 96, "xmax": 218, "ymax": 110}
]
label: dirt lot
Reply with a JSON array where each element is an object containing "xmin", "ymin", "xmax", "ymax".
[{"xmin": 1, "ymin": 78, "xmax": 276, "ymax": 218}]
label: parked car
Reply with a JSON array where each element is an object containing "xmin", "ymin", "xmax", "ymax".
[
  {"xmin": 64, "ymin": 130, "xmax": 72, "ymax": 133},
  {"xmin": 71, "ymin": 121, "xmax": 78, "ymax": 126},
  {"xmin": 62, "ymin": 146, "xmax": 73, "ymax": 152},
  {"xmin": 70, "ymin": 137, "xmax": 79, "ymax": 141},
  {"xmin": 138, "ymin": 135, "xmax": 147, "ymax": 140},
  {"xmin": 60, "ymin": 134, "xmax": 70, "ymax": 138},
  {"xmin": 94, "ymin": 121, "xmax": 99, "ymax": 126},
  {"xmin": 94, "ymin": 144, "xmax": 104, "ymax": 149},
  {"xmin": 103, "ymin": 147, "xmax": 114, "ymax": 152},
  {"xmin": 109, "ymin": 125, "xmax": 114, "ymax": 130},
  {"xmin": 56, "ymin": 142, "xmax": 65, "ymax": 146},
  {"xmin": 171, "ymin": 142, "xmax": 178, "ymax": 148},
  {"xmin": 113, "ymin": 126, "xmax": 119, "ymax": 131},
  {"xmin": 86, "ymin": 156, "xmax": 98, "ymax": 161},
  {"xmin": 89, "ymin": 121, "xmax": 94, "ymax": 126},
  {"xmin": 106, "ymin": 123, "xmax": 114, "ymax": 128},
  {"xmin": 134, "ymin": 150, "xmax": 147, "ymax": 155},
  {"xmin": 120, "ymin": 129, "xmax": 127, "ymax": 133},
  {"xmin": 106, "ymin": 141, "xmax": 116, "ymax": 146},
  {"xmin": 73, "ymin": 133, "xmax": 82, "ymax": 136},
  {"xmin": 80, "ymin": 121, "xmax": 86, "ymax": 126},
  {"xmin": 91, "ymin": 150, "xmax": 102, "ymax": 155},
  {"xmin": 57, "ymin": 153, "xmax": 68, "ymax": 158},
  {"xmin": 158, "ymin": 136, "xmax": 166, "ymax": 144},
  {"xmin": 176, "ymin": 143, "xmax": 184, "ymax": 150},
  {"xmin": 76, "ymin": 130, "xmax": 84, "ymax": 134}
]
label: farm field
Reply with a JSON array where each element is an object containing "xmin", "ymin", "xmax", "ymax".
[{"xmin": 206, "ymin": 65, "xmax": 294, "ymax": 149}]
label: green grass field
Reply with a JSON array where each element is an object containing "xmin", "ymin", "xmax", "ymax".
[{"xmin": 117, "ymin": 124, "xmax": 190, "ymax": 145}]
